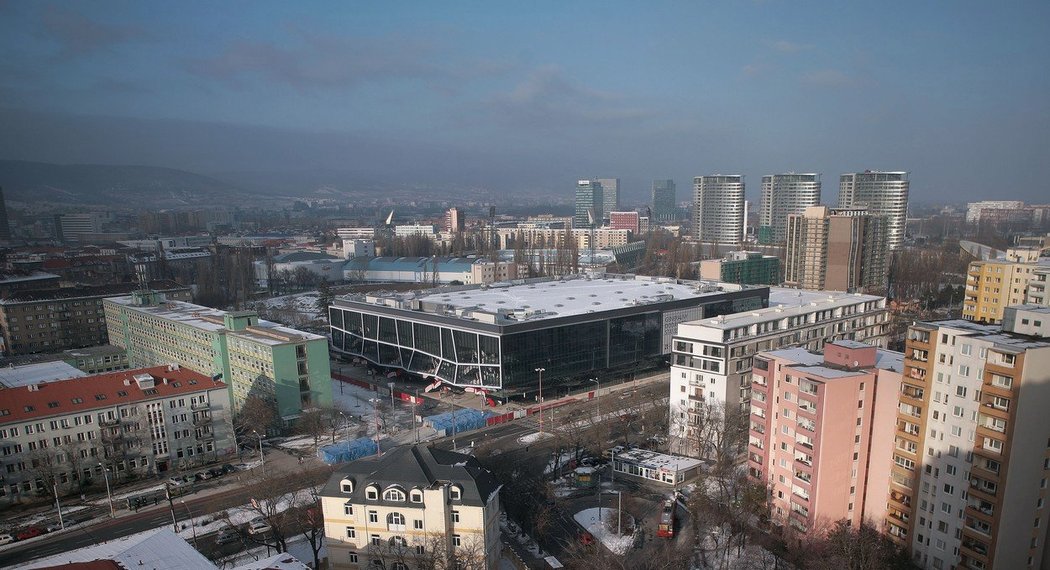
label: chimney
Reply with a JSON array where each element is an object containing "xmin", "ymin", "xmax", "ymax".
[
  {"xmin": 124, "ymin": 379, "xmax": 131, "ymax": 386},
  {"xmin": 162, "ymin": 378, "xmax": 169, "ymax": 385}
]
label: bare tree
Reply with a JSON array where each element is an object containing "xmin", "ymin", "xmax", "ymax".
[{"xmin": 234, "ymin": 395, "xmax": 278, "ymax": 443}]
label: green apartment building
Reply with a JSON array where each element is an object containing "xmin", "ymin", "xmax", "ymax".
[
  {"xmin": 104, "ymin": 290, "xmax": 332, "ymax": 420},
  {"xmin": 699, "ymin": 251, "xmax": 780, "ymax": 285}
]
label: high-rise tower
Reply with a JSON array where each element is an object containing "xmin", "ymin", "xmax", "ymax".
[
  {"xmin": 651, "ymin": 179, "xmax": 676, "ymax": 221},
  {"xmin": 574, "ymin": 179, "xmax": 603, "ymax": 228},
  {"xmin": 758, "ymin": 173, "xmax": 821, "ymax": 244},
  {"xmin": 596, "ymin": 178, "xmax": 620, "ymax": 223},
  {"xmin": 838, "ymin": 171, "xmax": 909, "ymax": 251},
  {"xmin": 693, "ymin": 175, "xmax": 745, "ymax": 244}
]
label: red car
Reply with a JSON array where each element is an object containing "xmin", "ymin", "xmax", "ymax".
[
  {"xmin": 16, "ymin": 526, "xmax": 44, "ymax": 540},
  {"xmin": 579, "ymin": 531, "xmax": 595, "ymax": 546}
]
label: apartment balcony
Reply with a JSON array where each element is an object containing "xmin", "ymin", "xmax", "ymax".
[
  {"xmin": 964, "ymin": 521, "xmax": 993, "ymax": 539},
  {"xmin": 191, "ymin": 401, "xmax": 210, "ymax": 411},
  {"xmin": 887, "ymin": 509, "xmax": 910, "ymax": 525},
  {"xmin": 99, "ymin": 417, "xmax": 120, "ymax": 427},
  {"xmin": 794, "ymin": 470, "xmax": 811, "ymax": 484},
  {"xmin": 794, "ymin": 456, "xmax": 813, "ymax": 469},
  {"xmin": 968, "ymin": 478, "xmax": 998, "ymax": 499},
  {"xmin": 193, "ymin": 416, "xmax": 211, "ymax": 427},
  {"xmin": 966, "ymin": 504, "xmax": 995, "ymax": 525},
  {"xmin": 748, "ymin": 452, "xmax": 764, "ymax": 466},
  {"xmin": 960, "ymin": 539, "xmax": 990, "ymax": 563},
  {"xmin": 796, "ymin": 402, "xmax": 817, "ymax": 416},
  {"xmin": 888, "ymin": 489, "xmax": 912, "ymax": 508}
]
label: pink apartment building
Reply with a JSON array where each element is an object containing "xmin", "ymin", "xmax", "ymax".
[{"xmin": 748, "ymin": 340, "xmax": 903, "ymax": 534}]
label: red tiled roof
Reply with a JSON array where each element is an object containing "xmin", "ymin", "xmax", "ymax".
[{"xmin": 0, "ymin": 365, "xmax": 226, "ymax": 425}]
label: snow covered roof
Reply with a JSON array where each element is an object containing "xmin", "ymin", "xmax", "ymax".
[
  {"xmin": 232, "ymin": 552, "xmax": 310, "ymax": 570},
  {"xmin": 16, "ymin": 528, "xmax": 215, "ymax": 570},
  {"xmin": 0, "ymin": 361, "xmax": 86, "ymax": 388}
]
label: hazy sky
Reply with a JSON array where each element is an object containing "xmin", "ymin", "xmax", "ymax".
[{"xmin": 1, "ymin": 1, "xmax": 1048, "ymax": 204}]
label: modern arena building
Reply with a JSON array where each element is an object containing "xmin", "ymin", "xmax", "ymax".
[{"xmin": 328, "ymin": 274, "xmax": 769, "ymax": 400}]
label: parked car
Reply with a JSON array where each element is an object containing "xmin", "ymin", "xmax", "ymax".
[
  {"xmin": 207, "ymin": 467, "xmax": 225, "ymax": 478},
  {"xmin": 44, "ymin": 522, "xmax": 64, "ymax": 533},
  {"xmin": 0, "ymin": 533, "xmax": 15, "ymax": 545},
  {"xmin": 247, "ymin": 518, "xmax": 271, "ymax": 535},
  {"xmin": 193, "ymin": 471, "xmax": 210, "ymax": 482},
  {"xmin": 221, "ymin": 464, "xmax": 237, "ymax": 474},
  {"xmin": 16, "ymin": 527, "xmax": 44, "ymax": 540},
  {"xmin": 215, "ymin": 527, "xmax": 240, "ymax": 545}
]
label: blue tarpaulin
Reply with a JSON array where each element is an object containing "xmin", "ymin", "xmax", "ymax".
[
  {"xmin": 423, "ymin": 408, "xmax": 494, "ymax": 436},
  {"xmin": 317, "ymin": 437, "xmax": 379, "ymax": 464}
]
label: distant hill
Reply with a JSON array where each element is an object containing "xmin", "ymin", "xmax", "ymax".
[{"xmin": 0, "ymin": 160, "xmax": 253, "ymax": 207}]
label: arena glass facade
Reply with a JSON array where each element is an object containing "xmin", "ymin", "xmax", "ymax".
[{"xmin": 328, "ymin": 277, "xmax": 768, "ymax": 398}]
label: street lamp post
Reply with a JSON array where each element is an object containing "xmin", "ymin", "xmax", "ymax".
[
  {"xmin": 99, "ymin": 462, "xmax": 114, "ymax": 517},
  {"xmin": 181, "ymin": 500, "xmax": 198, "ymax": 549},
  {"xmin": 53, "ymin": 484, "xmax": 65, "ymax": 530},
  {"xmin": 589, "ymin": 377, "xmax": 600, "ymax": 419},
  {"xmin": 253, "ymin": 430, "xmax": 264, "ymax": 467},
  {"xmin": 534, "ymin": 367, "xmax": 545, "ymax": 433},
  {"xmin": 339, "ymin": 412, "xmax": 350, "ymax": 456}
]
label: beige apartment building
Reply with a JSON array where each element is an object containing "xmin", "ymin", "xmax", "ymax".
[
  {"xmin": 0, "ymin": 365, "xmax": 234, "ymax": 503},
  {"xmin": 320, "ymin": 444, "xmax": 501, "ymax": 570},
  {"xmin": 784, "ymin": 206, "xmax": 887, "ymax": 292},
  {"xmin": 893, "ymin": 306, "xmax": 1050, "ymax": 569},
  {"xmin": 962, "ymin": 250, "xmax": 1049, "ymax": 324}
]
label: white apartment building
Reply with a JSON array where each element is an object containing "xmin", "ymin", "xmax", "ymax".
[
  {"xmin": 338, "ymin": 227, "xmax": 377, "ymax": 240},
  {"xmin": 759, "ymin": 173, "xmax": 821, "ymax": 244},
  {"xmin": 1025, "ymin": 266, "xmax": 1050, "ymax": 307},
  {"xmin": 901, "ymin": 309, "xmax": 1050, "ymax": 570},
  {"xmin": 694, "ymin": 175, "xmax": 745, "ymax": 244},
  {"xmin": 0, "ymin": 365, "xmax": 234, "ymax": 503},
  {"xmin": 394, "ymin": 225, "xmax": 438, "ymax": 238},
  {"xmin": 320, "ymin": 444, "xmax": 501, "ymax": 570},
  {"xmin": 495, "ymin": 227, "xmax": 629, "ymax": 250},
  {"xmin": 669, "ymin": 289, "xmax": 888, "ymax": 457},
  {"xmin": 838, "ymin": 171, "xmax": 910, "ymax": 251},
  {"xmin": 966, "ymin": 201, "xmax": 1027, "ymax": 224}
]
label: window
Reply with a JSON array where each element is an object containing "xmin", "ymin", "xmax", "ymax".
[
  {"xmin": 340, "ymin": 478, "xmax": 354, "ymax": 493},
  {"xmin": 368, "ymin": 510, "xmax": 378, "ymax": 523},
  {"xmin": 343, "ymin": 504, "xmax": 354, "ymax": 516},
  {"xmin": 346, "ymin": 526, "xmax": 356, "ymax": 538},
  {"xmin": 449, "ymin": 485, "xmax": 461, "ymax": 500},
  {"xmin": 370, "ymin": 534, "xmax": 380, "ymax": 546},
  {"xmin": 410, "ymin": 489, "xmax": 423, "ymax": 503},
  {"xmin": 452, "ymin": 534, "xmax": 462, "ymax": 547},
  {"xmin": 413, "ymin": 519, "xmax": 423, "ymax": 530},
  {"xmin": 365, "ymin": 485, "xmax": 379, "ymax": 500},
  {"xmin": 452, "ymin": 510, "xmax": 460, "ymax": 523},
  {"xmin": 383, "ymin": 487, "xmax": 406, "ymax": 502},
  {"xmin": 387, "ymin": 512, "xmax": 406, "ymax": 529},
  {"xmin": 348, "ymin": 553, "xmax": 358, "ymax": 563},
  {"xmin": 956, "ymin": 386, "xmax": 967, "ymax": 398},
  {"xmin": 415, "ymin": 545, "xmax": 425, "ymax": 555}
]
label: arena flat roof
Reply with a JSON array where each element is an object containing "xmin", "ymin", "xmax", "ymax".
[{"xmin": 344, "ymin": 275, "xmax": 752, "ymax": 325}]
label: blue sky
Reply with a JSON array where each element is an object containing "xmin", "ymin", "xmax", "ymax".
[{"xmin": 1, "ymin": 1, "xmax": 1048, "ymax": 203}]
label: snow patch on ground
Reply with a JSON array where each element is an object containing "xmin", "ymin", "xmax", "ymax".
[
  {"xmin": 517, "ymin": 432, "xmax": 553, "ymax": 445},
  {"xmin": 175, "ymin": 492, "xmax": 297, "ymax": 540},
  {"xmin": 89, "ymin": 483, "xmax": 168, "ymax": 505},
  {"xmin": 573, "ymin": 507, "xmax": 635, "ymax": 555}
]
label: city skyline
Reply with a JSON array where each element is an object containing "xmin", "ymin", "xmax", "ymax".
[{"xmin": 1, "ymin": 2, "xmax": 1048, "ymax": 203}]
